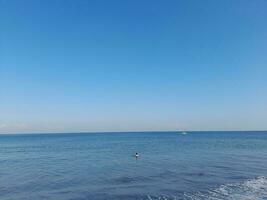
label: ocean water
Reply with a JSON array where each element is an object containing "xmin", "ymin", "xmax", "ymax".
[{"xmin": 0, "ymin": 131, "xmax": 267, "ymax": 200}]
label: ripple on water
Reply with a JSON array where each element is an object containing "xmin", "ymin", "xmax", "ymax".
[{"xmin": 144, "ymin": 176, "xmax": 267, "ymax": 200}]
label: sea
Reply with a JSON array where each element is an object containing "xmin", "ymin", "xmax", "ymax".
[{"xmin": 0, "ymin": 131, "xmax": 267, "ymax": 200}]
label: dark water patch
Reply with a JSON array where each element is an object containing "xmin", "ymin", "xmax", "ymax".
[
  {"xmin": 152, "ymin": 170, "xmax": 179, "ymax": 180},
  {"xmin": 107, "ymin": 176, "xmax": 153, "ymax": 185},
  {"xmin": 180, "ymin": 172, "xmax": 207, "ymax": 177}
]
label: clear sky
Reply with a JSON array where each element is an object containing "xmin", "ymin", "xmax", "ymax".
[{"xmin": 1, "ymin": 0, "xmax": 267, "ymax": 133}]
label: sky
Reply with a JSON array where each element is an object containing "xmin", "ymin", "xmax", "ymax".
[{"xmin": 0, "ymin": 0, "xmax": 267, "ymax": 133}]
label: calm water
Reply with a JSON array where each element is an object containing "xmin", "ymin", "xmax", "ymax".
[{"xmin": 1, "ymin": 131, "xmax": 267, "ymax": 200}]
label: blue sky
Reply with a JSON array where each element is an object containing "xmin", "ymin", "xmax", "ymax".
[{"xmin": 1, "ymin": 0, "xmax": 267, "ymax": 133}]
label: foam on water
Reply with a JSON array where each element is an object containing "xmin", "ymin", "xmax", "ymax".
[{"xmin": 146, "ymin": 177, "xmax": 267, "ymax": 200}]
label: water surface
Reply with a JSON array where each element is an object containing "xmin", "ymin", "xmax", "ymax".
[{"xmin": 1, "ymin": 131, "xmax": 267, "ymax": 200}]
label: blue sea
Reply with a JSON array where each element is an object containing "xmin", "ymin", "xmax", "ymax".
[{"xmin": 1, "ymin": 131, "xmax": 267, "ymax": 200}]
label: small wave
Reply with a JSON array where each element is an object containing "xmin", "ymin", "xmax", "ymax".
[
  {"xmin": 185, "ymin": 176, "xmax": 267, "ymax": 200},
  {"xmin": 145, "ymin": 176, "xmax": 267, "ymax": 200}
]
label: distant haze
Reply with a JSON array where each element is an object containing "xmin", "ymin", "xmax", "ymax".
[{"xmin": 1, "ymin": 0, "xmax": 267, "ymax": 133}]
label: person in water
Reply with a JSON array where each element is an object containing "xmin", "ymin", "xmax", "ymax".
[{"xmin": 135, "ymin": 152, "xmax": 139, "ymax": 157}]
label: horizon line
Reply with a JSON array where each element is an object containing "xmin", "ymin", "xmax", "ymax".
[{"xmin": 0, "ymin": 130, "xmax": 266, "ymax": 135}]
